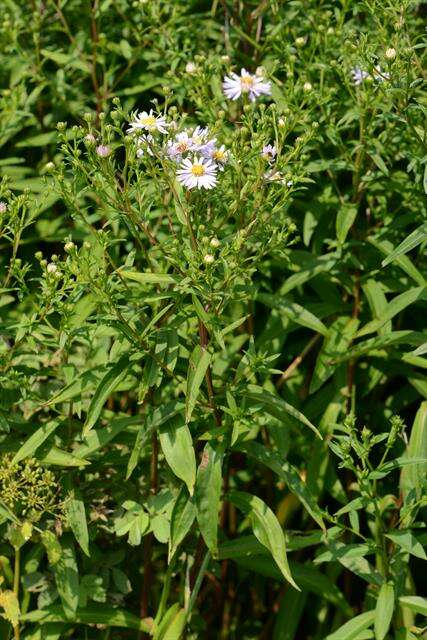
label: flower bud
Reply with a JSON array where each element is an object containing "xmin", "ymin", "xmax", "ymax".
[
  {"xmin": 385, "ymin": 47, "xmax": 396, "ymax": 60},
  {"xmin": 203, "ymin": 254, "xmax": 215, "ymax": 264}
]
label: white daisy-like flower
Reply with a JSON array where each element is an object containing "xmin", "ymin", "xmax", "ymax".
[
  {"xmin": 127, "ymin": 109, "xmax": 169, "ymax": 135},
  {"xmin": 222, "ymin": 68, "xmax": 271, "ymax": 102},
  {"xmin": 261, "ymin": 144, "xmax": 277, "ymax": 163},
  {"xmin": 176, "ymin": 155, "xmax": 217, "ymax": 190},
  {"xmin": 189, "ymin": 127, "xmax": 212, "ymax": 152},
  {"xmin": 167, "ymin": 131, "xmax": 193, "ymax": 160},
  {"xmin": 351, "ymin": 67, "xmax": 370, "ymax": 86},
  {"xmin": 136, "ymin": 134, "xmax": 154, "ymax": 158},
  {"xmin": 208, "ymin": 144, "xmax": 229, "ymax": 170}
]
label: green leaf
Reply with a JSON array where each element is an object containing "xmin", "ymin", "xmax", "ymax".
[
  {"xmin": 257, "ymin": 293, "xmax": 329, "ymax": 336},
  {"xmin": 374, "ymin": 582, "xmax": 394, "ymax": 640},
  {"xmin": 357, "ymin": 287, "xmax": 425, "ymax": 338},
  {"xmin": 12, "ymin": 419, "xmax": 60, "ymax": 464},
  {"xmin": 154, "ymin": 603, "xmax": 186, "ymax": 640},
  {"xmin": 336, "ymin": 203, "xmax": 357, "ymax": 245},
  {"xmin": 325, "ymin": 610, "xmax": 375, "ymax": 640},
  {"xmin": 228, "ymin": 490, "xmax": 298, "ymax": 589},
  {"xmin": 242, "ymin": 386, "xmax": 321, "ymax": 439},
  {"xmin": 400, "ymin": 401, "xmax": 427, "ymax": 500},
  {"xmin": 66, "ymin": 490, "xmax": 90, "ymax": 557},
  {"xmin": 20, "ymin": 603, "xmax": 151, "ymax": 631},
  {"xmin": 126, "ymin": 427, "xmax": 146, "ymax": 480},
  {"xmin": 169, "ymin": 487, "xmax": 196, "ymax": 561},
  {"xmin": 369, "ymin": 237, "xmax": 425, "ymax": 286},
  {"xmin": 195, "ymin": 443, "xmax": 223, "ymax": 557},
  {"xmin": 53, "ymin": 538, "xmax": 79, "ymax": 619},
  {"xmin": 83, "ymin": 357, "xmax": 130, "ymax": 435},
  {"xmin": 280, "ymin": 254, "xmax": 338, "ymax": 295},
  {"xmin": 120, "ymin": 271, "xmax": 177, "ymax": 285},
  {"xmin": 381, "ymin": 222, "xmax": 427, "ymax": 266},
  {"xmin": 239, "ymin": 441, "xmax": 324, "ymax": 529},
  {"xmin": 185, "ymin": 345, "xmax": 211, "ymax": 423},
  {"xmin": 398, "ymin": 596, "xmax": 427, "ymax": 617},
  {"xmin": 41, "ymin": 531, "xmax": 62, "ymax": 566},
  {"xmin": 0, "ymin": 590, "xmax": 20, "ymax": 627},
  {"xmin": 386, "ymin": 530, "xmax": 426, "ymax": 560},
  {"xmin": 369, "ymin": 457, "xmax": 427, "ymax": 480},
  {"xmin": 310, "ymin": 317, "xmax": 359, "ymax": 393},
  {"xmin": 159, "ymin": 415, "xmax": 197, "ymax": 495}
]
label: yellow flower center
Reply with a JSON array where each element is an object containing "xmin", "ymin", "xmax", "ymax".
[
  {"xmin": 141, "ymin": 115, "xmax": 157, "ymax": 128},
  {"xmin": 176, "ymin": 142, "xmax": 189, "ymax": 153},
  {"xmin": 191, "ymin": 164, "xmax": 205, "ymax": 177},
  {"xmin": 213, "ymin": 150, "xmax": 225, "ymax": 161},
  {"xmin": 240, "ymin": 75, "xmax": 254, "ymax": 90}
]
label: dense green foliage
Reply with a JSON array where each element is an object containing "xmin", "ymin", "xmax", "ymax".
[{"xmin": 0, "ymin": 0, "xmax": 426, "ymax": 638}]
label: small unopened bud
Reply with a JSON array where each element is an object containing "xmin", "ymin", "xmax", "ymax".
[
  {"xmin": 303, "ymin": 81, "xmax": 313, "ymax": 92},
  {"xmin": 96, "ymin": 144, "xmax": 111, "ymax": 157},
  {"xmin": 47, "ymin": 263, "xmax": 58, "ymax": 274},
  {"xmin": 0, "ymin": 201, "xmax": 7, "ymax": 213},
  {"xmin": 64, "ymin": 241, "xmax": 75, "ymax": 253},
  {"xmin": 385, "ymin": 47, "xmax": 396, "ymax": 60},
  {"xmin": 203, "ymin": 254, "xmax": 215, "ymax": 264},
  {"xmin": 295, "ymin": 37, "xmax": 306, "ymax": 47},
  {"xmin": 185, "ymin": 62, "xmax": 197, "ymax": 74},
  {"xmin": 45, "ymin": 162, "xmax": 55, "ymax": 172},
  {"xmin": 278, "ymin": 117, "xmax": 286, "ymax": 127},
  {"xmin": 221, "ymin": 55, "xmax": 230, "ymax": 63},
  {"xmin": 210, "ymin": 238, "xmax": 220, "ymax": 248},
  {"xmin": 57, "ymin": 121, "xmax": 67, "ymax": 131}
]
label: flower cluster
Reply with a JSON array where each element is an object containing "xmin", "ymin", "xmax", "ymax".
[{"xmin": 127, "ymin": 113, "xmax": 230, "ymax": 190}]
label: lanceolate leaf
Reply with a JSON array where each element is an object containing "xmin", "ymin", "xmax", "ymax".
[
  {"xmin": 20, "ymin": 604, "xmax": 152, "ymax": 631},
  {"xmin": 400, "ymin": 401, "xmax": 427, "ymax": 500},
  {"xmin": 185, "ymin": 345, "xmax": 211, "ymax": 423},
  {"xmin": 12, "ymin": 419, "xmax": 61, "ymax": 464},
  {"xmin": 228, "ymin": 490, "xmax": 298, "ymax": 589},
  {"xmin": 53, "ymin": 538, "xmax": 79, "ymax": 620},
  {"xmin": 195, "ymin": 443, "xmax": 223, "ymax": 557},
  {"xmin": 66, "ymin": 489, "xmax": 90, "ymax": 556},
  {"xmin": 169, "ymin": 487, "xmax": 196, "ymax": 561},
  {"xmin": 239, "ymin": 441, "xmax": 324, "ymax": 529},
  {"xmin": 385, "ymin": 530, "xmax": 426, "ymax": 560},
  {"xmin": 242, "ymin": 386, "xmax": 321, "ymax": 438},
  {"xmin": 374, "ymin": 582, "xmax": 394, "ymax": 640},
  {"xmin": 310, "ymin": 316, "xmax": 359, "ymax": 393},
  {"xmin": 381, "ymin": 222, "xmax": 427, "ymax": 266},
  {"xmin": 324, "ymin": 610, "xmax": 375, "ymax": 640},
  {"xmin": 159, "ymin": 414, "xmax": 197, "ymax": 495},
  {"xmin": 83, "ymin": 356, "xmax": 130, "ymax": 435},
  {"xmin": 357, "ymin": 287, "xmax": 426, "ymax": 338}
]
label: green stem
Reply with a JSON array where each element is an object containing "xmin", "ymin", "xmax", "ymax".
[
  {"xmin": 185, "ymin": 550, "xmax": 211, "ymax": 625},
  {"xmin": 13, "ymin": 547, "xmax": 20, "ymax": 640}
]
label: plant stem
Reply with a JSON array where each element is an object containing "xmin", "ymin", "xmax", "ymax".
[{"xmin": 13, "ymin": 547, "xmax": 20, "ymax": 640}]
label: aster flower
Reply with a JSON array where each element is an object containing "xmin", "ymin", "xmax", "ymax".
[
  {"xmin": 261, "ymin": 144, "xmax": 277, "ymax": 163},
  {"xmin": 208, "ymin": 144, "xmax": 229, "ymax": 170},
  {"xmin": 176, "ymin": 155, "xmax": 217, "ymax": 190},
  {"xmin": 167, "ymin": 131, "xmax": 193, "ymax": 160},
  {"xmin": 222, "ymin": 68, "xmax": 271, "ymax": 102},
  {"xmin": 351, "ymin": 67, "xmax": 370, "ymax": 86},
  {"xmin": 189, "ymin": 127, "xmax": 213, "ymax": 153},
  {"xmin": 127, "ymin": 109, "xmax": 169, "ymax": 135}
]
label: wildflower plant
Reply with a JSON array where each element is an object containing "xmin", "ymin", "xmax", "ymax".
[{"xmin": 0, "ymin": 0, "xmax": 426, "ymax": 639}]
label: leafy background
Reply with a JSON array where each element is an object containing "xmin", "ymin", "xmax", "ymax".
[{"xmin": 0, "ymin": 1, "xmax": 426, "ymax": 639}]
